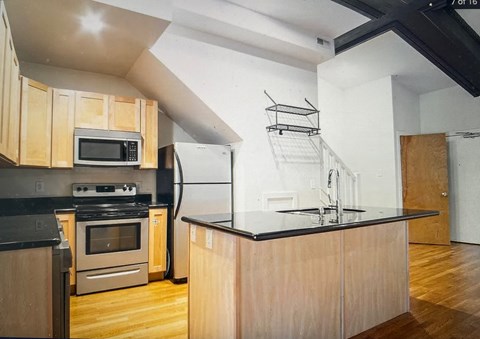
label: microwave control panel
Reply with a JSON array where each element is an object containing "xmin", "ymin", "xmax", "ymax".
[{"xmin": 127, "ymin": 141, "xmax": 138, "ymax": 161}]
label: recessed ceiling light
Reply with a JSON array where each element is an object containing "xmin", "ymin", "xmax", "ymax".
[{"xmin": 80, "ymin": 11, "xmax": 105, "ymax": 34}]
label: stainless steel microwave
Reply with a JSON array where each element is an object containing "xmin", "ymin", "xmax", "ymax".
[{"xmin": 74, "ymin": 128, "xmax": 142, "ymax": 166}]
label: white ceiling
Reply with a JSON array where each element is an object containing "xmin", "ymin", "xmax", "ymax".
[
  {"xmin": 4, "ymin": 0, "xmax": 169, "ymax": 77},
  {"xmin": 3, "ymin": 0, "xmax": 480, "ymax": 95}
]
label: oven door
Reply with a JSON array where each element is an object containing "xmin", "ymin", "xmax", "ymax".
[{"xmin": 76, "ymin": 218, "xmax": 148, "ymax": 271}]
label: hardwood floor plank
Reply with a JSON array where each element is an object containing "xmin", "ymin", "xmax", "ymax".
[{"xmin": 71, "ymin": 242, "xmax": 480, "ymax": 339}]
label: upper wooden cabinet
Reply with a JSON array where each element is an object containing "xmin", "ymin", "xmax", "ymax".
[
  {"xmin": 0, "ymin": 2, "xmax": 20, "ymax": 165},
  {"xmin": 140, "ymin": 99, "xmax": 158, "ymax": 169},
  {"xmin": 19, "ymin": 77, "xmax": 52, "ymax": 167},
  {"xmin": 74, "ymin": 91, "xmax": 109, "ymax": 130},
  {"xmin": 109, "ymin": 96, "xmax": 141, "ymax": 132},
  {"xmin": 51, "ymin": 89, "xmax": 75, "ymax": 168}
]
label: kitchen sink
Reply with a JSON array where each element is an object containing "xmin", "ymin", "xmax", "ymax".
[{"xmin": 279, "ymin": 207, "xmax": 366, "ymax": 216}]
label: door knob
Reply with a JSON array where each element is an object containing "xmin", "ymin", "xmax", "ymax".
[{"xmin": 441, "ymin": 192, "xmax": 448, "ymax": 197}]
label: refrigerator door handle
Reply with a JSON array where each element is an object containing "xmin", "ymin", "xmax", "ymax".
[{"xmin": 174, "ymin": 150, "xmax": 184, "ymax": 220}]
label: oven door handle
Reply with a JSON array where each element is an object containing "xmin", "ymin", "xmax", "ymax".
[
  {"xmin": 86, "ymin": 268, "xmax": 141, "ymax": 280},
  {"xmin": 174, "ymin": 150, "xmax": 184, "ymax": 220}
]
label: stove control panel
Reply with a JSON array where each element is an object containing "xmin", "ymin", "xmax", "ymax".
[{"xmin": 73, "ymin": 183, "xmax": 137, "ymax": 197}]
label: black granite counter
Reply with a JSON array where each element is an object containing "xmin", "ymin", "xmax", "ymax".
[
  {"xmin": 0, "ymin": 214, "xmax": 61, "ymax": 251},
  {"xmin": 181, "ymin": 206, "xmax": 439, "ymax": 241}
]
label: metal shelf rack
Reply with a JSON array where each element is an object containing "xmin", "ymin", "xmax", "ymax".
[{"xmin": 264, "ymin": 90, "xmax": 320, "ymax": 136}]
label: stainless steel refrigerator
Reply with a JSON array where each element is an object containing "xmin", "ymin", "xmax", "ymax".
[{"xmin": 156, "ymin": 142, "xmax": 232, "ymax": 282}]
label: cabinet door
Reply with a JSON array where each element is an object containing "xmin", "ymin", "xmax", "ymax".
[
  {"xmin": 56, "ymin": 212, "xmax": 76, "ymax": 287},
  {"xmin": 6, "ymin": 50, "xmax": 20, "ymax": 164},
  {"xmin": 51, "ymin": 89, "xmax": 74, "ymax": 168},
  {"xmin": 148, "ymin": 208, "xmax": 167, "ymax": 273},
  {"xmin": 0, "ymin": 4, "xmax": 7, "ymax": 157},
  {"xmin": 74, "ymin": 91, "xmax": 109, "ymax": 130},
  {"xmin": 140, "ymin": 99, "xmax": 158, "ymax": 169},
  {"xmin": 19, "ymin": 77, "xmax": 52, "ymax": 167},
  {"xmin": 109, "ymin": 95, "xmax": 141, "ymax": 132}
]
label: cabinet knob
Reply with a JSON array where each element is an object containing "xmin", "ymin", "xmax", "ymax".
[{"xmin": 441, "ymin": 192, "xmax": 448, "ymax": 197}]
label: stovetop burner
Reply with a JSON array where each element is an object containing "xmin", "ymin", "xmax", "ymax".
[{"xmin": 72, "ymin": 183, "xmax": 149, "ymax": 221}]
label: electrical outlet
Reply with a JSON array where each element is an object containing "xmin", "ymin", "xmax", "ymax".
[
  {"xmin": 190, "ymin": 225, "xmax": 196, "ymax": 243},
  {"xmin": 206, "ymin": 229, "xmax": 213, "ymax": 249},
  {"xmin": 35, "ymin": 181, "xmax": 45, "ymax": 193},
  {"xmin": 135, "ymin": 182, "xmax": 141, "ymax": 192}
]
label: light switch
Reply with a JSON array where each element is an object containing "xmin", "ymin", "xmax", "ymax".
[{"xmin": 206, "ymin": 229, "xmax": 213, "ymax": 249}]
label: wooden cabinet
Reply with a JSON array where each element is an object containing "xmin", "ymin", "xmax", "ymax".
[
  {"xmin": 51, "ymin": 89, "xmax": 75, "ymax": 168},
  {"xmin": 19, "ymin": 77, "xmax": 52, "ymax": 167},
  {"xmin": 6, "ymin": 50, "xmax": 20, "ymax": 164},
  {"xmin": 56, "ymin": 212, "xmax": 76, "ymax": 288},
  {"xmin": 140, "ymin": 99, "xmax": 158, "ymax": 169},
  {"xmin": 109, "ymin": 95, "xmax": 141, "ymax": 132},
  {"xmin": 0, "ymin": 247, "xmax": 53, "ymax": 337},
  {"xmin": 74, "ymin": 91, "xmax": 109, "ymax": 130},
  {"xmin": 0, "ymin": 2, "xmax": 20, "ymax": 165},
  {"xmin": 148, "ymin": 208, "xmax": 167, "ymax": 274}
]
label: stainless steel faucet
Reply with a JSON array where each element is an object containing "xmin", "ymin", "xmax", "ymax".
[{"xmin": 327, "ymin": 169, "xmax": 343, "ymax": 218}]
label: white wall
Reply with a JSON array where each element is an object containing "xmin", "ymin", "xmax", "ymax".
[
  {"xmin": 420, "ymin": 85, "xmax": 480, "ymax": 244},
  {"xmin": 158, "ymin": 109, "xmax": 197, "ymax": 148},
  {"xmin": 151, "ymin": 31, "xmax": 320, "ymax": 211},
  {"xmin": 318, "ymin": 75, "xmax": 398, "ymax": 208},
  {"xmin": 392, "ymin": 80, "xmax": 421, "ymax": 207},
  {"xmin": 420, "ymin": 86, "xmax": 480, "ymax": 133},
  {"xmin": 20, "ymin": 62, "xmax": 145, "ymax": 97}
]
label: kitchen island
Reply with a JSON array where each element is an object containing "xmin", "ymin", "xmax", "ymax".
[{"xmin": 182, "ymin": 207, "xmax": 437, "ymax": 339}]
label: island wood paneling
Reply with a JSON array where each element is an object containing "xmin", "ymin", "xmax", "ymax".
[
  {"xmin": 188, "ymin": 226, "xmax": 237, "ymax": 339},
  {"xmin": 238, "ymin": 232, "xmax": 342, "ymax": 339},
  {"xmin": 0, "ymin": 247, "xmax": 52, "ymax": 338},
  {"xmin": 344, "ymin": 221, "xmax": 409, "ymax": 338}
]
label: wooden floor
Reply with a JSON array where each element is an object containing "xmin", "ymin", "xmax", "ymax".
[{"xmin": 71, "ymin": 242, "xmax": 480, "ymax": 339}]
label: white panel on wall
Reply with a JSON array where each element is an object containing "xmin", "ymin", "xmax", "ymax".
[{"xmin": 448, "ymin": 136, "xmax": 480, "ymax": 245}]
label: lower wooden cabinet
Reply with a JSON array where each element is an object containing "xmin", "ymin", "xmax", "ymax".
[
  {"xmin": 148, "ymin": 208, "xmax": 167, "ymax": 274},
  {"xmin": 0, "ymin": 247, "xmax": 53, "ymax": 338},
  {"xmin": 56, "ymin": 212, "xmax": 76, "ymax": 288}
]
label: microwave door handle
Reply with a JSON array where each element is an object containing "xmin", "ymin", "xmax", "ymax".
[
  {"xmin": 123, "ymin": 141, "xmax": 128, "ymax": 161},
  {"xmin": 174, "ymin": 150, "xmax": 184, "ymax": 220}
]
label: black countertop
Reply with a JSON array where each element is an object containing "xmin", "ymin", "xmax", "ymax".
[
  {"xmin": 0, "ymin": 194, "xmax": 160, "ymax": 251},
  {"xmin": 181, "ymin": 206, "xmax": 439, "ymax": 241},
  {"xmin": 0, "ymin": 214, "xmax": 61, "ymax": 251}
]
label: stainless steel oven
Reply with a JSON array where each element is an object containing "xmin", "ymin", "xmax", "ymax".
[{"xmin": 74, "ymin": 183, "xmax": 149, "ymax": 295}]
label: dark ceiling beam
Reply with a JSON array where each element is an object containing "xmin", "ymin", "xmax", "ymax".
[{"xmin": 332, "ymin": 0, "xmax": 480, "ymax": 97}]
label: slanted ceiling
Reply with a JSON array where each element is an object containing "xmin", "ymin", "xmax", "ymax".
[{"xmin": 333, "ymin": 0, "xmax": 480, "ymax": 97}]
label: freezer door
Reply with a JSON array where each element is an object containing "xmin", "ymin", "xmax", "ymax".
[
  {"xmin": 173, "ymin": 183, "xmax": 232, "ymax": 280},
  {"xmin": 174, "ymin": 143, "xmax": 231, "ymax": 184}
]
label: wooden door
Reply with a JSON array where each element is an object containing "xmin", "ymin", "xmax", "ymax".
[
  {"xmin": 51, "ymin": 89, "xmax": 75, "ymax": 168},
  {"xmin": 74, "ymin": 91, "xmax": 109, "ymax": 129},
  {"xmin": 401, "ymin": 133, "xmax": 450, "ymax": 245},
  {"xmin": 56, "ymin": 212, "xmax": 76, "ymax": 287},
  {"xmin": 140, "ymin": 99, "xmax": 158, "ymax": 169},
  {"xmin": 109, "ymin": 95, "xmax": 141, "ymax": 132},
  {"xmin": 19, "ymin": 78, "xmax": 52, "ymax": 167},
  {"xmin": 148, "ymin": 208, "xmax": 166, "ymax": 273}
]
